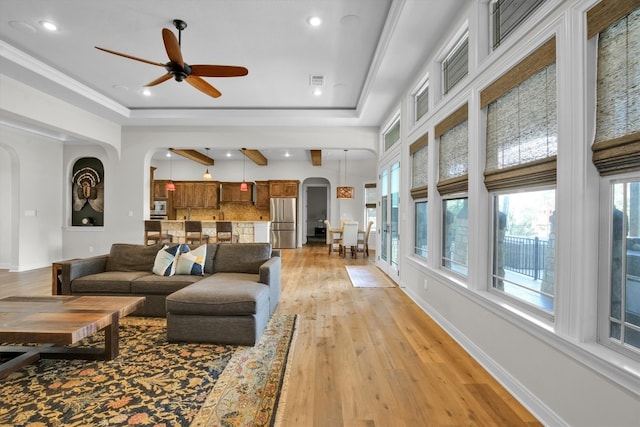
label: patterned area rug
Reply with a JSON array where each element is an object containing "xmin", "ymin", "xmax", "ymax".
[
  {"xmin": 0, "ymin": 313, "xmax": 297, "ymax": 426},
  {"xmin": 345, "ymin": 265, "xmax": 396, "ymax": 288}
]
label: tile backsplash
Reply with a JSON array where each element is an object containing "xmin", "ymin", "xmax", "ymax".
[{"xmin": 176, "ymin": 202, "xmax": 270, "ymax": 221}]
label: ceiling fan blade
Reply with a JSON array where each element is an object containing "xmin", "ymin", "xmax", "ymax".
[
  {"xmin": 162, "ymin": 28, "xmax": 184, "ymax": 68},
  {"xmin": 95, "ymin": 46, "xmax": 165, "ymax": 67},
  {"xmin": 190, "ymin": 65, "xmax": 249, "ymax": 77},
  {"xmin": 145, "ymin": 73, "xmax": 173, "ymax": 87},
  {"xmin": 186, "ymin": 75, "xmax": 222, "ymax": 98}
]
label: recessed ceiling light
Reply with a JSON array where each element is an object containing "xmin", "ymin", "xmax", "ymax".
[
  {"xmin": 39, "ymin": 20, "xmax": 58, "ymax": 32},
  {"xmin": 312, "ymin": 87, "xmax": 323, "ymax": 96},
  {"xmin": 166, "ymin": 151, "xmax": 172, "ymax": 158},
  {"xmin": 9, "ymin": 21, "xmax": 36, "ymax": 33},
  {"xmin": 140, "ymin": 88, "xmax": 152, "ymax": 96},
  {"xmin": 285, "ymin": 152, "xmax": 291, "ymax": 157},
  {"xmin": 307, "ymin": 16, "xmax": 322, "ymax": 27},
  {"xmin": 226, "ymin": 152, "xmax": 232, "ymax": 157}
]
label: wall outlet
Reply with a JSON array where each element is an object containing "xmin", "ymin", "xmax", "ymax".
[{"xmin": 423, "ymin": 278, "xmax": 428, "ymax": 291}]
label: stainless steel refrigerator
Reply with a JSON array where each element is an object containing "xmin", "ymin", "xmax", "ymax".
[{"xmin": 270, "ymin": 198, "xmax": 296, "ymax": 248}]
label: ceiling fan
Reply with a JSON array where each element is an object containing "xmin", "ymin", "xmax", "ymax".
[{"xmin": 95, "ymin": 19, "xmax": 248, "ymax": 98}]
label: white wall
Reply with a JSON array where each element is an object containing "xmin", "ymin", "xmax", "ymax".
[
  {"xmin": 0, "ymin": 126, "xmax": 63, "ymax": 271},
  {"xmin": 379, "ymin": 0, "xmax": 640, "ymax": 425}
]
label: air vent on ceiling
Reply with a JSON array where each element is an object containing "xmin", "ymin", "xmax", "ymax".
[{"xmin": 309, "ymin": 75, "xmax": 324, "ymax": 86}]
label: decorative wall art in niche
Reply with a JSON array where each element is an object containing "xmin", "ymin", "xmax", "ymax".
[{"xmin": 71, "ymin": 157, "xmax": 104, "ymax": 226}]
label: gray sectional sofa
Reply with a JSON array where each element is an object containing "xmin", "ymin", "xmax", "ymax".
[{"xmin": 58, "ymin": 242, "xmax": 281, "ymax": 345}]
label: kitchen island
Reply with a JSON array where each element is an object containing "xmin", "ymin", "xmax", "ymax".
[{"xmin": 159, "ymin": 220, "xmax": 271, "ymax": 243}]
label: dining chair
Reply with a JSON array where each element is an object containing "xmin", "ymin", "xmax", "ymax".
[
  {"xmin": 144, "ymin": 220, "xmax": 172, "ymax": 245},
  {"xmin": 324, "ymin": 220, "xmax": 342, "ymax": 255},
  {"xmin": 341, "ymin": 221, "xmax": 359, "ymax": 258},
  {"xmin": 184, "ymin": 221, "xmax": 209, "ymax": 245},
  {"xmin": 356, "ymin": 221, "xmax": 374, "ymax": 257},
  {"xmin": 216, "ymin": 221, "xmax": 233, "ymax": 243}
]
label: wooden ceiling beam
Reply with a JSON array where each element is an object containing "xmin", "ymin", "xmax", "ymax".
[
  {"xmin": 310, "ymin": 150, "xmax": 322, "ymax": 166},
  {"xmin": 169, "ymin": 148, "xmax": 214, "ymax": 166},
  {"xmin": 240, "ymin": 148, "xmax": 268, "ymax": 165}
]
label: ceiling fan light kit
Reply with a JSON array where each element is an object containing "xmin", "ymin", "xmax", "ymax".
[{"xmin": 95, "ymin": 19, "xmax": 248, "ymax": 99}]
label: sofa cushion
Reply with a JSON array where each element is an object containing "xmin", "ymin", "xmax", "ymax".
[
  {"xmin": 106, "ymin": 243, "xmax": 163, "ymax": 272},
  {"xmin": 131, "ymin": 273, "xmax": 206, "ymax": 295},
  {"xmin": 175, "ymin": 244, "xmax": 207, "ymax": 275},
  {"xmin": 153, "ymin": 244, "xmax": 184, "ymax": 276},
  {"xmin": 166, "ymin": 279, "xmax": 269, "ymax": 316},
  {"xmin": 71, "ymin": 271, "xmax": 149, "ymax": 293},
  {"xmin": 212, "ymin": 243, "xmax": 272, "ymax": 274}
]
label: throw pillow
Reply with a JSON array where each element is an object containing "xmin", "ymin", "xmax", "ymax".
[
  {"xmin": 153, "ymin": 244, "xmax": 183, "ymax": 276},
  {"xmin": 175, "ymin": 244, "xmax": 207, "ymax": 275}
]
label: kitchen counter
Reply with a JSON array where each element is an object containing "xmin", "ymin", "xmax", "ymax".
[{"xmin": 159, "ymin": 220, "xmax": 271, "ymax": 243}]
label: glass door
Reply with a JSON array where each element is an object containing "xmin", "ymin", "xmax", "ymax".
[{"xmin": 378, "ymin": 160, "xmax": 400, "ymax": 280}]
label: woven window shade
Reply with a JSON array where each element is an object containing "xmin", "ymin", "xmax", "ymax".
[
  {"xmin": 591, "ymin": 6, "xmax": 640, "ymax": 175},
  {"xmin": 411, "ymin": 133, "xmax": 429, "ymax": 199},
  {"xmin": 365, "ymin": 183, "xmax": 377, "ymax": 208},
  {"xmin": 437, "ymin": 105, "xmax": 469, "ymax": 195},
  {"xmin": 587, "ymin": 0, "xmax": 640, "ymax": 39},
  {"xmin": 484, "ymin": 58, "xmax": 557, "ymax": 191}
]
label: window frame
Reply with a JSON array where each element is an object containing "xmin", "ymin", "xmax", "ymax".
[
  {"xmin": 441, "ymin": 195, "xmax": 469, "ymax": 278},
  {"xmin": 413, "ymin": 78, "xmax": 430, "ymax": 124},
  {"xmin": 491, "ymin": 0, "xmax": 547, "ymax": 50},
  {"xmin": 598, "ymin": 176, "xmax": 640, "ymax": 361},
  {"xmin": 488, "ymin": 186, "xmax": 557, "ymax": 321},
  {"xmin": 383, "ymin": 116, "xmax": 401, "ymax": 153}
]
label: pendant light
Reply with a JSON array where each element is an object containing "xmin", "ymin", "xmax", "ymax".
[
  {"xmin": 240, "ymin": 150, "xmax": 248, "ymax": 191},
  {"xmin": 166, "ymin": 150, "xmax": 176, "ymax": 191},
  {"xmin": 336, "ymin": 149, "xmax": 354, "ymax": 199},
  {"xmin": 203, "ymin": 148, "xmax": 212, "ymax": 180}
]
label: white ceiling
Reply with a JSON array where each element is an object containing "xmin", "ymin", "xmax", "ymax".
[{"xmin": 0, "ymin": 0, "xmax": 468, "ymax": 161}]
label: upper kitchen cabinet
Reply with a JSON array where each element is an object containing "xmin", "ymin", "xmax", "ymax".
[
  {"xmin": 172, "ymin": 182, "xmax": 194, "ymax": 208},
  {"xmin": 255, "ymin": 181, "xmax": 270, "ymax": 209},
  {"xmin": 221, "ymin": 182, "xmax": 254, "ymax": 203},
  {"xmin": 173, "ymin": 181, "xmax": 219, "ymax": 208},
  {"xmin": 192, "ymin": 182, "xmax": 220, "ymax": 208},
  {"xmin": 153, "ymin": 180, "xmax": 170, "ymax": 200},
  {"xmin": 269, "ymin": 180, "xmax": 299, "ymax": 198}
]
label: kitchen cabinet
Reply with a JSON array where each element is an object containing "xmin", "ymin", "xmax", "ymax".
[
  {"xmin": 172, "ymin": 182, "xmax": 194, "ymax": 208},
  {"xmin": 255, "ymin": 181, "xmax": 270, "ymax": 209},
  {"xmin": 221, "ymin": 182, "xmax": 253, "ymax": 203},
  {"xmin": 172, "ymin": 181, "xmax": 219, "ymax": 208},
  {"xmin": 154, "ymin": 180, "xmax": 170, "ymax": 200},
  {"xmin": 269, "ymin": 180, "xmax": 299, "ymax": 198},
  {"xmin": 192, "ymin": 182, "xmax": 220, "ymax": 208}
]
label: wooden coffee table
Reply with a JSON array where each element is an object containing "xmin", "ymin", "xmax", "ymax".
[{"xmin": 0, "ymin": 295, "xmax": 145, "ymax": 379}]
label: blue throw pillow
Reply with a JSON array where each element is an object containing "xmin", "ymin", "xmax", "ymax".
[
  {"xmin": 152, "ymin": 244, "xmax": 183, "ymax": 276},
  {"xmin": 175, "ymin": 245, "xmax": 207, "ymax": 275}
]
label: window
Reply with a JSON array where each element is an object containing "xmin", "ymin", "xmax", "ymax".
[
  {"xmin": 492, "ymin": 0, "xmax": 546, "ymax": 49},
  {"xmin": 492, "ymin": 189, "xmax": 555, "ymax": 313},
  {"xmin": 384, "ymin": 118, "xmax": 400, "ymax": 152},
  {"xmin": 442, "ymin": 33, "xmax": 469, "ymax": 95},
  {"xmin": 436, "ymin": 104, "xmax": 469, "ymax": 275},
  {"xmin": 588, "ymin": 2, "xmax": 640, "ymax": 357},
  {"xmin": 481, "ymin": 38, "xmax": 557, "ymax": 312},
  {"xmin": 415, "ymin": 201, "xmax": 428, "ymax": 258},
  {"xmin": 607, "ymin": 181, "xmax": 640, "ymax": 354},
  {"xmin": 411, "ymin": 134, "xmax": 428, "ymax": 259},
  {"xmin": 415, "ymin": 80, "xmax": 429, "ymax": 122},
  {"xmin": 443, "ymin": 198, "xmax": 468, "ymax": 275}
]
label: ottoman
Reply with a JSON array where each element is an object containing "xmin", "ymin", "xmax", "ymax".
[{"xmin": 165, "ymin": 275, "xmax": 271, "ymax": 345}]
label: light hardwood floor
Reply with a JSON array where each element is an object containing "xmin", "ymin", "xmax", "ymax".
[{"xmin": 0, "ymin": 244, "xmax": 541, "ymax": 426}]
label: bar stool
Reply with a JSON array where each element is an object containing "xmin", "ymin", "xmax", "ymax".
[
  {"xmin": 216, "ymin": 221, "xmax": 233, "ymax": 243},
  {"xmin": 144, "ymin": 220, "xmax": 172, "ymax": 245},
  {"xmin": 184, "ymin": 221, "xmax": 210, "ymax": 245}
]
